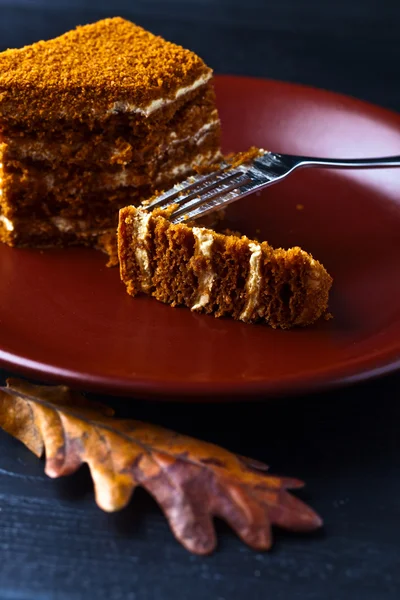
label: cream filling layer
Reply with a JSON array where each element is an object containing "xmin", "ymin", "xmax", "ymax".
[
  {"xmin": 240, "ymin": 242, "xmax": 263, "ymax": 321},
  {"xmin": 0, "ymin": 215, "xmax": 109, "ymax": 236},
  {"xmin": 306, "ymin": 258, "xmax": 321, "ymax": 289},
  {"xmin": 43, "ymin": 147, "xmax": 221, "ymax": 192},
  {"xmin": 50, "ymin": 217, "xmax": 93, "ymax": 233},
  {"xmin": 134, "ymin": 209, "xmax": 152, "ymax": 292},
  {"xmin": 9, "ymin": 129, "xmax": 220, "ymax": 193},
  {"xmin": 169, "ymin": 118, "xmax": 220, "ymax": 147},
  {"xmin": 191, "ymin": 227, "xmax": 215, "ymax": 311},
  {"xmin": 2, "ymin": 147, "xmax": 219, "ymax": 199},
  {"xmin": 156, "ymin": 149, "xmax": 222, "ymax": 183},
  {"xmin": 297, "ymin": 257, "xmax": 323, "ymax": 322},
  {"xmin": 0, "ymin": 214, "xmax": 14, "ymax": 231},
  {"xmin": 5, "ymin": 113, "xmax": 220, "ymax": 165},
  {"xmin": 108, "ymin": 72, "xmax": 212, "ymax": 117}
]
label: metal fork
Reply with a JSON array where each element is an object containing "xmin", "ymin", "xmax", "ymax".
[{"xmin": 146, "ymin": 150, "xmax": 400, "ymax": 224}]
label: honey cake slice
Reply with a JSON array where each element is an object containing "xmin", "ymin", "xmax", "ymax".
[
  {"xmin": 0, "ymin": 17, "xmax": 221, "ymax": 247},
  {"xmin": 118, "ymin": 206, "xmax": 333, "ymax": 329}
]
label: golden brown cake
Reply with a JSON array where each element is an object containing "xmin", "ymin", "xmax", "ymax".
[
  {"xmin": 0, "ymin": 17, "xmax": 221, "ymax": 247},
  {"xmin": 118, "ymin": 205, "xmax": 333, "ymax": 329}
]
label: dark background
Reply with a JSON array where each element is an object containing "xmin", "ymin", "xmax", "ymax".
[
  {"xmin": 0, "ymin": 1, "xmax": 399, "ymax": 599},
  {"xmin": 1, "ymin": 0, "xmax": 400, "ymax": 111}
]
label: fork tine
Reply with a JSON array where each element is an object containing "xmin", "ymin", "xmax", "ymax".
[
  {"xmin": 146, "ymin": 150, "xmax": 275, "ymax": 222},
  {"xmin": 146, "ymin": 160, "xmax": 230, "ymax": 211},
  {"xmin": 170, "ymin": 176, "xmax": 265, "ymax": 224},
  {"xmin": 170, "ymin": 172, "xmax": 251, "ymax": 221},
  {"xmin": 169, "ymin": 169, "xmax": 247, "ymax": 210}
]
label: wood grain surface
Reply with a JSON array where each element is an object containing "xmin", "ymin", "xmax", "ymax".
[{"xmin": 0, "ymin": 2, "xmax": 399, "ymax": 599}]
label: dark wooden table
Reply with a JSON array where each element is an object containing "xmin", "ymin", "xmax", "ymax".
[{"xmin": 0, "ymin": 2, "xmax": 399, "ymax": 599}]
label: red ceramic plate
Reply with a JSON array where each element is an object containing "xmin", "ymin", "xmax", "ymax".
[{"xmin": 0, "ymin": 75, "xmax": 399, "ymax": 399}]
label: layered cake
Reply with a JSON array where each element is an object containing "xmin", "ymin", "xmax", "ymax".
[
  {"xmin": 118, "ymin": 205, "xmax": 333, "ymax": 329},
  {"xmin": 0, "ymin": 17, "xmax": 221, "ymax": 247}
]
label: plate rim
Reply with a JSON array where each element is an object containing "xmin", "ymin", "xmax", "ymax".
[{"xmin": 0, "ymin": 345, "xmax": 400, "ymax": 399}]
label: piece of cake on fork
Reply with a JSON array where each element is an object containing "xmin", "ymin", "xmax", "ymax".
[
  {"xmin": 0, "ymin": 17, "xmax": 221, "ymax": 248},
  {"xmin": 118, "ymin": 203, "xmax": 333, "ymax": 329}
]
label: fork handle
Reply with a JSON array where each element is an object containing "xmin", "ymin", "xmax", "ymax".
[{"xmin": 297, "ymin": 155, "xmax": 400, "ymax": 169}]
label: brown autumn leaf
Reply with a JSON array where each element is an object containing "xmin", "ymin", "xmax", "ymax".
[{"xmin": 0, "ymin": 378, "xmax": 322, "ymax": 554}]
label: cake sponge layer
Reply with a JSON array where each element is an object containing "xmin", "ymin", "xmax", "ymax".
[
  {"xmin": 1, "ymin": 92, "xmax": 219, "ymax": 167},
  {"xmin": 0, "ymin": 137, "xmax": 219, "ymax": 211}
]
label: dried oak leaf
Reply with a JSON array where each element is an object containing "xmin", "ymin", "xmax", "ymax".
[{"xmin": 0, "ymin": 378, "xmax": 322, "ymax": 554}]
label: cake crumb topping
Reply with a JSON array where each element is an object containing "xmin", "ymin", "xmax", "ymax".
[{"xmin": 0, "ymin": 17, "xmax": 211, "ymax": 122}]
